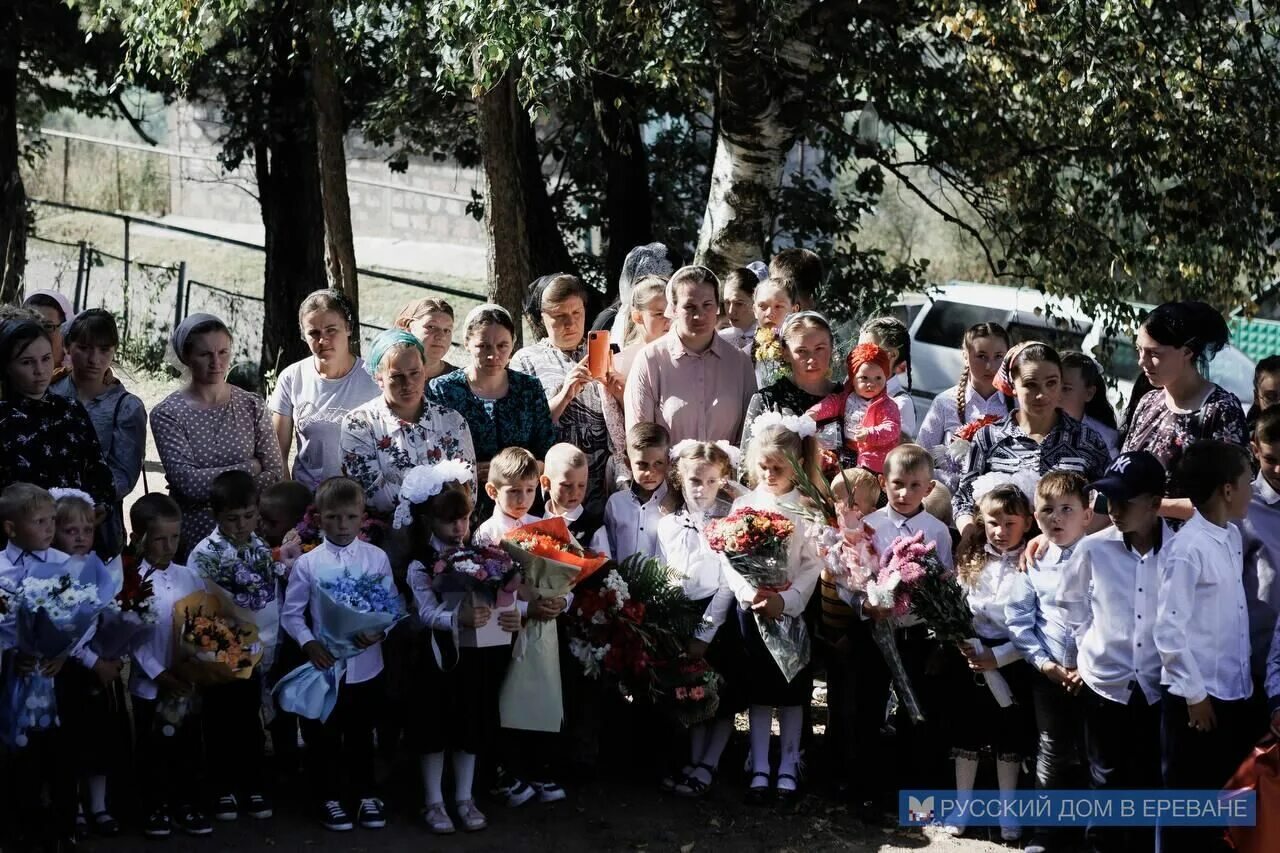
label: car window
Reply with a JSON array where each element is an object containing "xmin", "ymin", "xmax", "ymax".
[
  {"xmin": 1092, "ymin": 338, "xmax": 1142, "ymax": 383},
  {"xmin": 915, "ymin": 301, "xmax": 1007, "ymax": 347},
  {"xmin": 1006, "ymin": 318, "xmax": 1089, "ymax": 354}
]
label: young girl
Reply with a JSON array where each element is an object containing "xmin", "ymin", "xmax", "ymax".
[
  {"xmin": 947, "ymin": 480, "xmax": 1037, "ymax": 842},
  {"xmin": 841, "ymin": 343, "xmax": 901, "ymax": 473},
  {"xmin": 859, "ymin": 316, "xmax": 917, "ymax": 439},
  {"xmin": 750, "ymin": 279, "xmax": 796, "ymax": 386},
  {"xmin": 402, "ymin": 461, "xmax": 518, "ymax": 834},
  {"xmin": 658, "ymin": 439, "xmax": 741, "ymax": 797},
  {"xmin": 604, "ymin": 276, "xmax": 671, "ymax": 487},
  {"xmin": 49, "ymin": 489, "xmax": 127, "ymax": 837},
  {"xmin": 126, "ymin": 494, "xmax": 211, "ymax": 838},
  {"xmin": 1247, "ymin": 354, "xmax": 1280, "ymax": 431},
  {"xmin": 718, "ymin": 268, "xmax": 759, "ymax": 352},
  {"xmin": 917, "ymin": 323, "xmax": 1012, "ymax": 489},
  {"xmin": 1060, "ymin": 351, "xmax": 1120, "ymax": 458},
  {"xmin": 693, "ymin": 415, "xmax": 822, "ymax": 800}
]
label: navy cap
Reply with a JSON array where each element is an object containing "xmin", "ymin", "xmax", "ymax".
[{"xmin": 1088, "ymin": 451, "xmax": 1167, "ymax": 503}]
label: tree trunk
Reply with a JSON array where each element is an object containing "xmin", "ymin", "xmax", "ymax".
[
  {"xmin": 477, "ymin": 66, "xmax": 534, "ymax": 347},
  {"xmin": 694, "ymin": 0, "xmax": 797, "ymax": 277},
  {"xmin": 514, "ymin": 91, "xmax": 575, "ymax": 280},
  {"xmin": 308, "ymin": 0, "xmax": 360, "ymax": 330},
  {"xmin": 0, "ymin": 9, "xmax": 25, "ymax": 304},
  {"xmin": 594, "ymin": 76, "xmax": 653, "ymax": 301}
]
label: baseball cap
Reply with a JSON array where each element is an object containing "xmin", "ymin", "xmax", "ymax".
[{"xmin": 1088, "ymin": 451, "xmax": 1167, "ymax": 503}]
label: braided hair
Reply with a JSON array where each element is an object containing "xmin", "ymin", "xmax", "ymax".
[{"xmin": 957, "ymin": 322, "xmax": 1011, "ymax": 423}]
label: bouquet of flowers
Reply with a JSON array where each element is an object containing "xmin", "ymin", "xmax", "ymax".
[
  {"xmin": 275, "ymin": 506, "xmax": 324, "ymax": 571},
  {"xmin": 273, "ymin": 566, "xmax": 406, "ymax": 721},
  {"xmin": 430, "ymin": 546, "xmax": 521, "ymax": 607},
  {"xmin": 932, "ymin": 413, "xmax": 1001, "ymax": 479},
  {"xmin": 706, "ymin": 508, "xmax": 810, "ymax": 681},
  {"xmin": 192, "ymin": 533, "xmax": 281, "ymax": 671},
  {"xmin": 90, "ymin": 565, "xmax": 159, "ymax": 660},
  {"xmin": 499, "ymin": 517, "xmax": 609, "ymax": 733},
  {"xmin": 0, "ymin": 555, "xmax": 114, "ymax": 747},
  {"xmin": 753, "ymin": 326, "xmax": 787, "ymax": 385},
  {"xmin": 648, "ymin": 658, "xmax": 724, "ymax": 728},
  {"xmin": 170, "ymin": 590, "xmax": 263, "ymax": 686}
]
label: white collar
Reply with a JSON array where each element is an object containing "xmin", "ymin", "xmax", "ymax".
[
  {"xmin": 966, "ymin": 381, "xmax": 1001, "ymax": 404},
  {"xmin": 1185, "ymin": 510, "xmax": 1231, "ymax": 544},
  {"xmin": 1039, "ymin": 540, "xmax": 1078, "ymax": 566},
  {"xmin": 4, "ymin": 541, "xmax": 49, "ymax": 564},
  {"xmin": 494, "ymin": 511, "xmax": 534, "ymax": 531},
  {"xmin": 547, "ymin": 504, "xmax": 584, "ymax": 522},
  {"xmin": 430, "ymin": 534, "xmax": 461, "ymax": 554},
  {"xmin": 984, "ymin": 542, "xmax": 1020, "ymax": 561},
  {"xmin": 1255, "ymin": 473, "xmax": 1280, "ymax": 506},
  {"xmin": 883, "ymin": 505, "xmax": 927, "ymax": 528},
  {"xmin": 321, "ymin": 536, "xmax": 361, "ymax": 557}
]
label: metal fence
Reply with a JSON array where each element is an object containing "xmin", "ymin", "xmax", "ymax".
[{"xmin": 23, "ymin": 198, "xmax": 485, "ymax": 367}]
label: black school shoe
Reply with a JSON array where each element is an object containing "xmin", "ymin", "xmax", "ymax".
[
  {"xmin": 173, "ymin": 806, "xmax": 213, "ymax": 836},
  {"xmin": 143, "ymin": 808, "xmax": 172, "ymax": 839},
  {"xmin": 245, "ymin": 793, "xmax": 273, "ymax": 819}
]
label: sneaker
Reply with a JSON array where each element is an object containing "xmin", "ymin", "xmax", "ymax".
[
  {"xmin": 506, "ymin": 780, "xmax": 536, "ymax": 808},
  {"xmin": 143, "ymin": 809, "xmax": 172, "ymax": 839},
  {"xmin": 455, "ymin": 799, "xmax": 487, "ymax": 831},
  {"xmin": 533, "ymin": 780, "xmax": 567, "ymax": 803},
  {"xmin": 320, "ymin": 800, "xmax": 353, "ymax": 832},
  {"xmin": 357, "ymin": 797, "xmax": 386, "ymax": 830},
  {"xmin": 174, "ymin": 806, "xmax": 213, "ymax": 837},
  {"xmin": 214, "ymin": 794, "xmax": 238, "ymax": 821},
  {"xmin": 488, "ymin": 767, "xmax": 517, "ymax": 797},
  {"xmin": 245, "ymin": 793, "xmax": 273, "ymax": 820}
]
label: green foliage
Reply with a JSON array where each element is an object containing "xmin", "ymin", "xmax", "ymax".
[{"xmin": 612, "ymin": 554, "xmax": 704, "ymax": 652}]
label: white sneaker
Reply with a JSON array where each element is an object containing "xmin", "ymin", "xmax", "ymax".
[
  {"xmin": 1024, "ymin": 844, "xmax": 1047, "ymax": 853},
  {"xmin": 506, "ymin": 780, "xmax": 536, "ymax": 808},
  {"xmin": 533, "ymin": 781, "xmax": 567, "ymax": 803},
  {"xmin": 941, "ymin": 824, "xmax": 965, "ymax": 837}
]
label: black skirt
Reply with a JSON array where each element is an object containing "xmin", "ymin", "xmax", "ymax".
[
  {"xmin": 409, "ymin": 630, "xmax": 511, "ymax": 755},
  {"xmin": 54, "ymin": 661, "xmax": 131, "ymax": 775},
  {"xmin": 939, "ymin": 642, "xmax": 1036, "ymax": 761},
  {"xmin": 735, "ymin": 605, "xmax": 813, "ymax": 707}
]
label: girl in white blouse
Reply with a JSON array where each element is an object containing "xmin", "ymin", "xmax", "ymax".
[{"xmin": 692, "ymin": 415, "xmax": 822, "ymax": 801}]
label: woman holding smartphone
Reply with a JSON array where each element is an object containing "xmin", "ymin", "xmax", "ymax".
[{"xmin": 512, "ymin": 273, "xmax": 612, "ymax": 516}]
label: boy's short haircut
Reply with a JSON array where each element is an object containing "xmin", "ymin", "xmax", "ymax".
[
  {"xmin": 314, "ymin": 477, "xmax": 365, "ymax": 511},
  {"xmin": 260, "ymin": 480, "xmax": 313, "ymax": 520},
  {"xmin": 488, "ymin": 447, "xmax": 541, "ymax": 486},
  {"xmin": 130, "ymin": 493, "xmax": 181, "ymax": 535},
  {"xmin": 883, "ymin": 444, "xmax": 934, "ymax": 478},
  {"xmin": 723, "ymin": 268, "xmax": 757, "ymax": 300},
  {"xmin": 768, "ymin": 248, "xmax": 823, "ymax": 303},
  {"xmin": 210, "ymin": 470, "xmax": 259, "ymax": 515},
  {"xmin": 544, "ymin": 443, "xmax": 587, "ymax": 476},
  {"xmin": 1176, "ymin": 440, "xmax": 1252, "ymax": 507},
  {"xmin": 831, "ymin": 467, "xmax": 881, "ymax": 505},
  {"xmin": 1036, "ymin": 470, "xmax": 1090, "ymax": 505},
  {"xmin": 627, "ymin": 422, "xmax": 671, "ymax": 455},
  {"xmin": 1256, "ymin": 406, "xmax": 1280, "ymax": 445},
  {"xmin": 0, "ymin": 483, "xmax": 54, "ymax": 523},
  {"xmin": 923, "ymin": 481, "xmax": 953, "ymax": 527}
]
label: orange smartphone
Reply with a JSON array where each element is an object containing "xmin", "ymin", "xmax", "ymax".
[{"xmin": 588, "ymin": 330, "xmax": 610, "ymax": 379}]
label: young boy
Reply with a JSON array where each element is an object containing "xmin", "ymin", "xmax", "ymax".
[
  {"xmin": 125, "ymin": 494, "xmax": 211, "ymax": 838},
  {"xmin": 1059, "ymin": 451, "xmax": 1170, "ymax": 853},
  {"xmin": 187, "ymin": 470, "xmax": 275, "ymax": 824},
  {"xmin": 0, "ymin": 482, "xmax": 65, "ymax": 587},
  {"xmin": 541, "ymin": 443, "xmax": 610, "ymax": 558},
  {"xmin": 473, "ymin": 448, "xmax": 541, "ymax": 547},
  {"xmin": 768, "ymin": 247, "xmax": 822, "ymax": 310},
  {"xmin": 718, "ymin": 267, "xmax": 759, "ymax": 351},
  {"xmin": 280, "ymin": 477, "xmax": 392, "ymax": 833},
  {"xmin": 258, "ymin": 480, "xmax": 314, "ymax": 548},
  {"xmin": 1247, "ymin": 408, "xmax": 1280, "ymax": 692},
  {"xmin": 1004, "ymin": 470, "xmax": 1093, "ymax": 853},
  {"xmin": 1154, "ymin": 440, "xmax": 1255, "ymax": 853},
  {"xmin": 863, "ymin": 444, "xmax": 952, "ymax": 568},
  {"xmin": 604, "ymin": 423, "xmax": 670, "ymax": 561}
]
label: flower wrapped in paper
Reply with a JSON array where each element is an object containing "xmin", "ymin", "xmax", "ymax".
[
  {"xmin": 427, "ymin": 545, "xmax": 522, "ymax": 653},
  {"xmin": 499, "ymin": 517, "xmax": 608, "ymax": 733},
  {"xmin": 706, "ymin": 508, "xmax": 811, "ymax": 682},
  {"xmin": 170, "ymin": 590, "xmax": 263, "ymax": 686},
  {"xmin": 90, "ymin": 564, "xmax": 159, "ymax": 661},
  {"xmin": 0, "ymin": 555, "xmax": 115, "ymax": 747},
  {"xmin": 273, "ymin": 566, "xmax": 407, "ymax": 722},
  {"xmin": 648, "ymin": 657, "xmax": 724, "ymax": 729},
  {"xmin": 191, "ymin": 534, "xmax": 281, "ymax": 672}
]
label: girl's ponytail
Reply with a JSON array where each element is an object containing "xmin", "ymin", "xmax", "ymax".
[{"xmin": 956, "ymin": 362, "xmax": 970, "ymax": 425}]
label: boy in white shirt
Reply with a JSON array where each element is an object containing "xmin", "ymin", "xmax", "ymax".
[
  {"xmin": 604, "ymin": 423, "xmax": 670, "ymax": 562},
  {"xmin": 1154, "ymin": 440, "xmax": 1256, "ymax": 853},
  {"xmin": 1246, "ymin": 408, "xmax": 1280, "ymax": 689},
  {"xmin": 281, "ymin": 477, "xmax": 394, "ymax": 833},
  {"xmin": 1059, "ymin": 450, "xmax": 1169, "ymax": 853},
  {"xmin": 472, "ymin": 448, "xmax": 541, "ymax": 547},
  {"xmin": 541, "ymin": 443, "xmax": 611, "ymax": 558},
  {"xmin": 863, "ymin": 444, "xmax": 953, "ymax": 570}
]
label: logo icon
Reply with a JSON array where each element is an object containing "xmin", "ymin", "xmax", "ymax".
[{"xmin": 907, "ymin": 796, "xmax": 935, "ymax": 824}]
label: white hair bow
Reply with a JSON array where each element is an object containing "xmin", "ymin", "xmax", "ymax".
[
  {"xmin": 750, "ymin": 410, "xmax": 818, "ymax": 440},
  {"xmin": 392, "ymin": 458, "xmax": 475, "ymax": 530},
  {"xmin": 970, "ymin": 469, "xmax": 1040, "ymax": 507},
  {"xmin": 48, "ymin": 487, "xmax": 94, "ymax": 507}
]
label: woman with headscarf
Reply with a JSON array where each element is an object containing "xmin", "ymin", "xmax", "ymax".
[
  {"xmin": 23, "ymin": 289, "xmax": 74, "ymax": 375},
  {"xmin": 513, "ymin": 273, "xmax": 612, "ymax": 516},
  {"xmin": 341, "ymin": 327, "xmax": 476, "ymax": 516},
  {"xmin": 270, "ymin": 289, "xmax": 380, "ymax": 488},
  {"xmin": 150, "ymin": 313, "xmax": 285, "ymax": 554},
  {"xmin": 588, "ymin": 242, "xmax": 676, "ymax": 342},
  {"xmin": 427, "ymin": 304, "xmax": 556, "ymax": 519},
  {"xmin": 0, "ymin": 314, "xmax": 115, "ymax": 511}
]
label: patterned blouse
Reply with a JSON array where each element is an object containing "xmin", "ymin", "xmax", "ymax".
[
  {"xmin": 953, "ymin": 410, "xmax": 1110, "ymax": 522},
  {"xmin": 0, "ymin": 393, "xmax": 115, "ymax": 505},
  {"xmin": 150, "ymin": 385, "xmax": 285, "ymax": 555},
  {"xmin": 341, "ymin": 394, "xmax": 477, "ymax": 515},
  {"xmin": 512, "ymin": 338, "xmax": 612, "ymax": 518},
  {"xmin": 1121, "ymin": 384, "xmax": 1248, "ymax": 498}
]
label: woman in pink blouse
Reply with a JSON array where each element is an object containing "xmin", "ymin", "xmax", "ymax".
[{"xmin": 150, "ymin": 313, "xmax": 284, "ymax": 556}]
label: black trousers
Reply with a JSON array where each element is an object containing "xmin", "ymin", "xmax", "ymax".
[
  {"xmin": 1081, "ymin": 683, "xmax": 1161, "ymax": 853},
  {"xmin": 298, "ymin": 674, "xmax": 383, "ymax": 803},
  {"xmin": 201, "ymin": 676, "xmax": 266, "ymax": 795},
  {"xmin": 1160, "ymin": 691, "xmax": 1258, "ymax": 853},
  {"xmin": 132, "ymin": 693, "xmax": 205, "ymax": 811}
]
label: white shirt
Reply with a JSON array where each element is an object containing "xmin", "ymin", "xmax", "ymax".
[
  {"xmin": 886, "ymin": 374, "xmax": 917, "ymax": 439},
  {"xmin": 916, "ymin": 382, "xmax": 1009, "ymax": 451},
  {"xmin": 543, "ymin": 504, "xmax": 612, "ymax": 559},
  {"xmin": 718, "ymin": 323, "xmax": 756, "ymax": 353},
  {"xmin": 0, "ymin": 542, "xmax": 69, "ymax": 589},
  {"xmin": 657, "ymin": 508, "xmax": 723, "ymax": 601},
  {"xmin": 269, "ymin": 357, "xmax": 380, "ymax": 488},
  {"xmin": 865, "ymin": 506, "xmax": 954, "ymax": 571},
  {"xmin": 1154, "ymin": 511, "xmax": 1252, "ymax": 705},
  {"xmin": 1059, "ymin": 524, "xmax": 1170, "ymax": 706},
  {"xmin": 280, "ymin": 537, "xmax": 394, "ymax": 685},
  {"xmin": 1082, "ymin": 415, "xmax": 1120, "ymax": 460},
  {"xmin": 473, "ymin": 510, "xmax": 541, "ymax": 548},
  {"xmin": 696, "ymin": 488, "xmax": 821, "ymax": 640},
  {"xmin": 605, "ymin": 482, "xmax": 668, "ymax": 562},
  {"xmin": 964, "ymin": 547, "xmax": 1024, "ymax": 667},
  {"xmin": 129, "ymin": 561, "xmax": 205, "ymax": 701},
  {"xmin": 1244, "ymin": 473, "xmax": 1280, "ymax": 678}
]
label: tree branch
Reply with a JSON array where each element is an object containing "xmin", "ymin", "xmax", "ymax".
[{"xmin": 111, "ymin": 91, "xmax": 159, "ymax": 146}]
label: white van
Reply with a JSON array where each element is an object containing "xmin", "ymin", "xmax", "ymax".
[{"xmin": 905, "ymin": 281, "xmax": 1254, "ymax": 412}]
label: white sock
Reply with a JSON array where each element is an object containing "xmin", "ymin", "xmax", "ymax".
[
  {"xmin": 420, "ymin": 753, "xmax": 445, "ymax": 806},
  {"xmin": 87, "ymin": 775, "xmax": 108, "ymax": 814},
  {"xmin": 748, "ymin": 705, "xmax": 773, "ymax": 777},
  {"xmin": 701, "ymin": 719, "xmax": 733, "ymax": 771},
  {"xmin": 688, "ymin": 724, "xmax": 708, "ymax": 768},
  {"xmin": 778, "ymin": 706, "xmax": 803, "ymax": 774},
  {"xmin": 996, "ymin": 759, "xmax": 1021, "ymax": 832},
  {"xmin": 955, "ymin": 756, "xmax": 979, "ymax": 794},
  {"xmin": 452, "ymin": 752, "xmax": 477, "ymax": 803}
]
